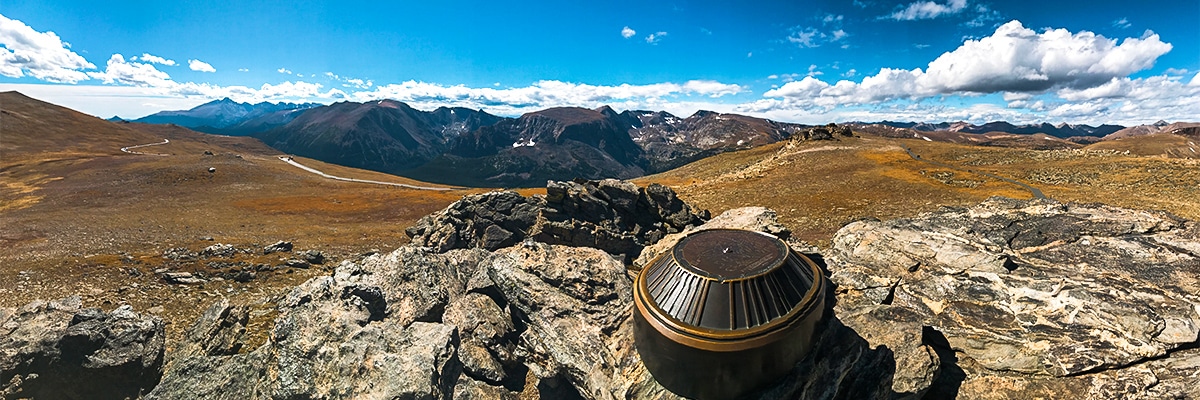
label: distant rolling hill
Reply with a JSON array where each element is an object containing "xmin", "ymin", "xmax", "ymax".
[
  {"xmin": 1103, "ymin": 121, "xmax": 1200, "ymax": 140},
  {"xmin": 1, "ymin": 91, "xmax": 163, "ymax": 159},
  {"xmin": 847, "ymin": 123, "xmax": 1085, "ymax": 150}
]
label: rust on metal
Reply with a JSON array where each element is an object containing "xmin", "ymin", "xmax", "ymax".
[{"xmin": 633, "ymin": 228, "xmax": 827, "ymax": 399}]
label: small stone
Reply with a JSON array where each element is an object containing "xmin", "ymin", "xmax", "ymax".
[
  {"xmin": 283, "ymin": 259, "xmax": 310, "ymax": 269},
  {"xmin": 300, "ymin": 250, "xmax": 326, "ymax": 265},
  {"xmin": 162, "ymin": 272, "xmax": 205, "ymax": 284},
  {"xmin": 263, "ymin": 241, "xmax": 293, "ymax": 255}
]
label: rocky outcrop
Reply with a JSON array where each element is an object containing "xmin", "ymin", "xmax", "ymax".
[
  {"xmin": 144, "ymin": 206, "xmax": 914, "ymax": 399},
  {"xmin": 406, "ymin": 179, "xmax": 708, "ymax": 262},
  {"xmin": 796, "ymin": 123, "xmax": 853, "ymax": 141},
  {"xmin": 10, "ymin": 180, "xmax": 1199, "ymax": 399},
  {"xmin": 148, "ymin": 240, "xmax": 648, "ymax": 399},
  {"xmin": 826, "ymin": 197, "xmax": 1200, "ymax": 398},
  {"xmin": 0, "ymin": 296, "xmax": 165, "ymax": 399},
  {"xmin": 149, "ymin": 247, "xmax": 495, "ymax": 399}
]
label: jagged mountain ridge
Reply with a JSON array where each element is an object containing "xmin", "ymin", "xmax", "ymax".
[
  {"xmin": 868, "ymin": 120, "xmax": 1124, "ymax": 138},
  {"xmin": 1104, "ymin": 120, "xmax": 1200, "ymax": 140},
  {"xmin": 132, "ymin": 98, "xmax": 321, "ymax": 135},
  {"xmin": 410, "ymin": 106, "xmax": 649, "ymax": 187},
  {"xmin": 254, "ymin": 99, "xmax": 506, "ymax": 172},
  {"xmin": 405, "ymin": 105, "xmax": 807, "ymax": 187},
  {"xmin": 621, "ymin": 107, "xmax": 803, "ymax": 172}
]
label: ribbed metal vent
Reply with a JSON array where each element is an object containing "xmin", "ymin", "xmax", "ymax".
[
  {"xmin": 633, "ymin": 228, "xmax": 827, "ymax": 400},
  {"xmin": 643, "ymin": 230, "xmax": 814, "ymax": 330}
]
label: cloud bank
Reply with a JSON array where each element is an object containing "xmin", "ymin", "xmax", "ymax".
[
  {"xmin": 1, "ymin": 13, "xmax": 1195, "ymax": 125},
  {"xmin": 754, "ymin": 20, "xmax": 1190, "ymax": 124}
]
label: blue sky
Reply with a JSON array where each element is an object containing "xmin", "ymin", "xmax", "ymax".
[{"xmin": 1, "ymin": 0, "xmax": 1197, "ymax": 125}]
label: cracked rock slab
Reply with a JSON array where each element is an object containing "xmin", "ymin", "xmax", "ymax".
[{"xmin": 827, "ymin": 197, "xmax": 1200, "ymax": 395}]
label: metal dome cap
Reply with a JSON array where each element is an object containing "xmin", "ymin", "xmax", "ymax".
[{"xmin": 633, "ymin": 228, "xmax": 827, "ymax": 399}]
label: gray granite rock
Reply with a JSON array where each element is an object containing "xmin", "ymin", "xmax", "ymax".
[{"xmin": 1, "ymin": 297, "xmax": 165, "ymax": 399}]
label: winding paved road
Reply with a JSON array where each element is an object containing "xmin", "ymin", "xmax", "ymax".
[
  {"xmin": 120, "ymin": 139, "xmax": 171, "ymax": 156},
  {"xmin": 120, "ymin": 138, "xmax": 458, "ymax": 191},
  {"xmin": 278, "ymin": 156, "xmax": 459, "ymax": 191},
  {"xmin": 898, "ymin": 142, "xmax": 1048, "ymax": 200}
]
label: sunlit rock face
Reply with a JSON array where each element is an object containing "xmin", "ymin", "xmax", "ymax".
[{"xmin": 17, "ymin": 182, "xmax": 1196, "ymax": 399}]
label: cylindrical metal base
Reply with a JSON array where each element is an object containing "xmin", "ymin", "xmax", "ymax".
[
  {"xmin": 631, "ymin": 229, "xmax": 828, "ymax": 399},
  {"xmin": 633, "ymin": 299, "xmax": 824, "ymax": 399}
]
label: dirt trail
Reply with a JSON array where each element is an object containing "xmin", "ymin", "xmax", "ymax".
[
  {"xmin": 120, "ymin": 139, "xmax": 171, "ymax": 156},
  {"xmin": 278, "ymin": 156, "xmax": 459, "ymax": 191}
]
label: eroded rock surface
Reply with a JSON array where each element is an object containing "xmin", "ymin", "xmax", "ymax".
[
  {"xmin": 406, "ymin": 179, "xmax": 708, "ymax": 262},
  {"xmin": 827, "ymin": 197, "xmax": 1200, "ymax": 399},
  {"xmin": 0, "ymin": 296, "xmax": 165, "ymax": 400}
]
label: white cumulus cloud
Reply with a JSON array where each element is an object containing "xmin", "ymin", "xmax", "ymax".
[
  {"xmin": 0, "ymin": 13, "xmax": 94, "ymax": 83},
  {"xmin": 188, "ymin": 59, "xmax": 215, "ymax": 72},
  {"xmin": 920, "ymin": 20, "xmax": 1170, "ymax": 93},
  {"xmin": 277, "ymin": 67, "xmax": 292, "ymax": 74},
  {"xmin": 755, "ymin": 20, "xmax": 1191, "ymax": 124},
  {"xmin": 766, "ymin": 20, "xmax": 1173, "ymax": 108},
  {"xmin": 87, "ymin": 54, "xmax": 174, "ymax": 87},
  {"xmin": 136, "ymin": 53, "xmax": 176, "ymax": 66},
  {"xmin": 621, "ymin": 26, "xmax": 636, "ymax": 39}
]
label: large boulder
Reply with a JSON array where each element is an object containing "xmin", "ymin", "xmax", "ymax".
[
  {"xmin": 0, "ymin": 296, "xmax": 166, "ymax": 400},
  {"xmin": 149, "ymin": 248, "xmax": 495, "ymax": 399},
  {"xmin": 826, "ymin": 197, "xmax": 1200, "ymax": 399},
  {"xmin": 406, "ymin": 179, "xmax": 708, "ymax": 262}
]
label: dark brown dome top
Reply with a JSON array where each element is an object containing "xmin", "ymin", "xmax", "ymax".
[
  {"xmin": 675, "ymin": 228, "xmax": 788, "ymax": 280},
  {"xmin": 641, "ymin": 229, "xmax": 817, "ymax": 334}
]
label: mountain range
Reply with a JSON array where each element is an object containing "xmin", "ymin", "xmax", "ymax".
[
  {"xmin": 127, "ymin": 98, "xmax": 1200, "ymax": 187},
  {"xmin": 867, "ymin": 120, "xmax": 1124, "ymax": 138},
  {"xmin": 132, "ymin": 98, "xmax": 321, "ymax": 135},
  {"xmin": 254, "ymin": 100, "xmax": 505, "ymax": 173},
  {"xmin": 240, "ymin": 100, "xmax": 805, "ymax": 187}
]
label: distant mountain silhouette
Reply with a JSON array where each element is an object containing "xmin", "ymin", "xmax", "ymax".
[
  {"xmin": 868, "ymin": 120, "xmax": 1124, "ymax": 138},
  {"xmin": 133, "ymin": 98, "xmax": 320, "ymax": 135},
  {"xmin": 255, "ymin": 100, "xmax": 505, "ymax": 172}
]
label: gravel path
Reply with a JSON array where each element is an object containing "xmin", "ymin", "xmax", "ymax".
[
  {"xmin": 120, "ymin": 139, "xmax": 171, "ymax": 156},
  {"xmin": 277, "ymin": 156, "xmax": 459, "ymax": 191}
]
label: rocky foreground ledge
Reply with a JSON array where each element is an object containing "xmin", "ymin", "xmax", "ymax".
[{"xmin": 3, "ymin": 180, "xmax": 1199, "ymax": 399}]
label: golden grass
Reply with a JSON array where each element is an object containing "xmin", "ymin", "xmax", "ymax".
[{"xmin": 642, "ymin": 135, "xmax": 1199, "ymax": 245}]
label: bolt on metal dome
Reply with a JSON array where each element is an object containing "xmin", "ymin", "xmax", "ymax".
[{"xmin": 633, "ymin": 229, "xmax": 827, "ymax": 399}]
